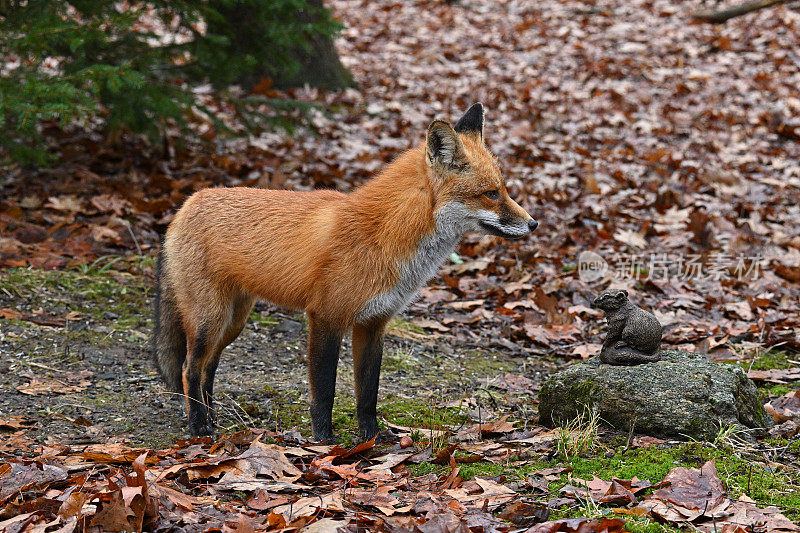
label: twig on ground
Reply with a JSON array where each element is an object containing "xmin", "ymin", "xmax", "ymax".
[{"xmin": 693, "ymin": 0, "xmax": 792, "ymax": 23}]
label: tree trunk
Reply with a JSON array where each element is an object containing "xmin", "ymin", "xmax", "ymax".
[{"xmin": 275, "ymin": 0, "xmax": 354, "ymax": 90}]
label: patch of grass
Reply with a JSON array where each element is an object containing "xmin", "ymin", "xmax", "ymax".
[
  {"xmin": 235, "ymin": 386, "xmax": 307, "ymax": 434},
  {"xmin": 556, "ymin": 443, "xmax": 800, "ymax": 521},
  {"xmin": 619, "ymin": 518, "xmax": 674, "ymax": 533},
  {"xmin": 249, "ymin": 310, "xmax": 279, "ymax": 328},
  {"xmin": 331, "ymin": 397, "xmax": 359, "ymax": 447},
  {"xmin": 387, "ymin": 317, "xmax": 425, "ymax": 336},
  {"xmin": 382, "ymin": 348, "xmax": 420, "ymax": 372},
  {"xmin": 460, "ymin": 349, "xmax": 515, "ymax": 376},
  {"xmin": 0, "ymin": 266, "xmax": 152, "ymax": 332},
  {"xmin": 556, "ymin": 407, "xmax": 600, "ymax": 460},
  {"xmin": 380, "ymin": 394, "xmax": 466, "ymax": 430},
  {"xmin": 413, "ymin": 438, "xmax": 799, "ymax": 523}
]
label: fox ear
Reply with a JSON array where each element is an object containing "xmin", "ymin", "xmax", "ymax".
[
  {"xmin": 454, "ymin": 102, "xmax": 484, "ymax": 141},
  {"xmin": 426, "ymin": 120, "xmax": 465, "ymax": 168}
]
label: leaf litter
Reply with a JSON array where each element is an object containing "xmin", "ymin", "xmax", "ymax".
[{"xmin": 1, "ymin": 0, "xmax": 800, "ymax": 530}]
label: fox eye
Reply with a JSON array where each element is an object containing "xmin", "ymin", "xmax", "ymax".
[{"xmin": 483, "ymin": 190, "xmax": 499, "ymax": 200}]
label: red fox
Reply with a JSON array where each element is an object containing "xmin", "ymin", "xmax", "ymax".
[{"xmin": 153, "ymin": 103, "xmax": 537, "ymax": 441}]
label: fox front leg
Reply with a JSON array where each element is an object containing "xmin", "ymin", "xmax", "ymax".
[
  {"xmin": 307, "ymin": 315, "xmax": 343, "ymax": 443},
  {"xmin": 353, "ymin": 319, "xmax": 389, "ymax": 442}
]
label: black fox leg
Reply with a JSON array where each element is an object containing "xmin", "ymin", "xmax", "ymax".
[
  {"xmin": 353, "ymin": 319, "xmax": 387, "ymax": 442},
  {"xmin": 184, "ymin": 328, "xmax": 215, "ymax": 437},
  {"xmin": 308, "ymin": 315, "xmax": 343, "ymax": 443},
  {"xmin": 200, "ymin": 354, "xmax": 220, "ymax": 426},
  {"xmin": 200, "ymin": 294, "xmax": 255, "ymax": 428}
]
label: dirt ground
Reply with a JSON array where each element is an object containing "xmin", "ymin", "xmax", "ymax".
[{"xmin": 0, "ymin": 266, "xmax": 557, "ymax": 448}]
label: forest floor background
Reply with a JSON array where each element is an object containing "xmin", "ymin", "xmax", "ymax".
[{"xmin": 1, "ymin": 0, "xmax": 800, "ymax": 530}]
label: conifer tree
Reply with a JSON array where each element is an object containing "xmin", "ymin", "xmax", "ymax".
[{"xmin": 0, "ymin": 0, "xmax": 347, "ymax": 165}]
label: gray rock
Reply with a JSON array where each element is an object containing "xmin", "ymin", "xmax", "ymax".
[{"xmin": 538, "ymin": 350, "xmax": 772, "ymax": 440}]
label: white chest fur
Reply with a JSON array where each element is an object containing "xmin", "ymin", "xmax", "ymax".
[{"xmin": 355, "ymin": 202, "xmax": 477, "ymax": 323}]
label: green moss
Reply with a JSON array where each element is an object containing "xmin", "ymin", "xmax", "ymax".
[
  {"xmin": 738, "ymin": 350, "xmax": 795, "ymax": 371},
  {"xmin": 380, "ymin": 394, "xmax": 466, "ymax": 429},
  {"xmin": 762, "ymin": 384, "xmax": 793, "ymax": 398},
  {"xmin": 617, "ymin": 517, "xmax": 675, "ymax": 533},
  {"xmin": 387, "ymin": 317, "xmax": 425, "ymax": 336},
  {"xmin": 460, "ymin": 350, "xmax": 515, "ymax": 375}
]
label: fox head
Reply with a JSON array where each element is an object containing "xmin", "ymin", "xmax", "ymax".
[{"xmin": 425, "ymin": 103, "xmax": 537, "ymax": 240}]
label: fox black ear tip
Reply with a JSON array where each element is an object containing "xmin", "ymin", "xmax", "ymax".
[{"xmin": 466, "ymin": 102, "xmax": 484, "ymax": 114}]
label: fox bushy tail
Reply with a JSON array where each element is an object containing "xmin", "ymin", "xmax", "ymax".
[{"xmin": 152, "ymin": 248, "xmax": 186, "ymax": 392}]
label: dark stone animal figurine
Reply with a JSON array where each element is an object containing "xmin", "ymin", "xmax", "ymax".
[{"xmin": 592, "ymin": 289, "xmax": 662, "ymax": 365}]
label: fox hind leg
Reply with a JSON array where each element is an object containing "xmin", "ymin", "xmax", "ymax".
[
  {"xmin": 200, "ymin": 294, "xmax": 256, "ymax": 425},
  {"xmin": 184, "ymin": 324, "xmax": 222, "ymax": 437},
  {"xmin": 180, "ymin": 289, "xmax": 235, "ymax": 437}
]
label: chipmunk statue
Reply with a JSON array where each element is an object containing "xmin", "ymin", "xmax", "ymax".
[{"xmin": 592, "ymin": 289, "xmax": 662, "ymax": 365}]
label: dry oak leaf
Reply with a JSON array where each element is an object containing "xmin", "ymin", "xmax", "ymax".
[
  {"xmin": 572, "ymin": 344, "xmax": 602, "ymax": 359},
  {"xmin": 713, "ymin": 495, "xmax": 800, "ymax": 533},
  {"xmin": 484, "ymin": 373, "xmax": 536, "ymax": 394},
  {"xmin": 444, "ymin": 477, "xmax": 517, "ymax": 511},
  {"xmin": 216, "ymin": 440, "xmax": 302, "ymax": 490},
  {"xmin": 83, "ymin": 442, "xmax": 149, "ymax": 464},
  {"xmin": 90, "ymin": 194, "xmax": 129, "ymax": 216},
  {"xmin": 88, "ymin": 490, "xmax": 138, "ymax": 532},
  {"xmin": 764, "ymin": 391, "xmax": 800, "ymax": 423},
  {"xmin": 90, "ymin": 225, "xmax": 123, "ymax": 245},
  {"xmin": 724, "ymin": 301, "xmax": 754, "ymax": 321},
  {"xmin": 566, "ymin": 476, "xmax": 640, "ymax": 506},
  {"xmin": 17, "ymin": 370, "xmax": 92, "ymax": 396},
  {"xmin": 411, "ymin": 317, "xmax": 449, "ymax": 332},
  {"xmin": 366, "ymin": 451, "xmax": 415, "ymax": 472},
  {"xmin": 474, "ymin": 415, "xmax": 516, "ymax": 435},
  {"xmin": 643, "ymin": 460, "xmax": 728, "ymax": 522},
  {"xmin": 441, "ymin": 257, "xmax": 491, "ymax": 275},
  {"xmin": 0, "ymin": 416, "xmax": 36, "ymax": 431},
  {"xmin": 45, "ymin": 195, "xmax": 83, "ymax": 212},
  {"xmin": 0, "ymin": 462, "xmax": 68, "ymax": 505},
  {"xmin": 498, "ymin": 501, "xmax": 550, "ymax": 527},
  {"xmin": 614, "ymin": 229, "xmax": 647, "ymax": 249},
  {"xmin": 347, "ymin": 485, "xmax": 411, "ymax": 516},
  {"xmin": 299, "ymin": 518, "xmax": 349, "ymax": 533},
  {"xmin": 749, "ymin": 368, "xmax": 800, "ymax": 384},
  {"xmin": 523, "ymin": 323, "xmax": 580, "ymax": 344},
  {"xmin": 273, "ymin": 491, "xmax": 344, "ymax": 521}
]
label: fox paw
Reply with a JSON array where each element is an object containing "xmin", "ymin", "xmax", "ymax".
[
  {"xmin": 313, "ymin": 433, "xmax": 339, "ymax": 444},
  {"xmin": 190, "ymin": 422, "xmax": 215, "ymax": 438},
  {"xmin": 373, "ymin": 428, "xmax": 398, "ymax": 445}
]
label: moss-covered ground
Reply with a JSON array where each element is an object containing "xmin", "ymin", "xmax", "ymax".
[{"xmin": 1, "ymin": 264, "xmax": 797, "ymax": 528}]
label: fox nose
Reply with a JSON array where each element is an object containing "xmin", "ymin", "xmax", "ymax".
[{"xmin": 528, "ymin": 219, "xmax": 538, "ymax": 232}]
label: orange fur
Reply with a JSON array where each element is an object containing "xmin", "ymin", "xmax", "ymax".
[{"xmin": 153, "ymin": 103, "xmax": 536, "ymax": 440}]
